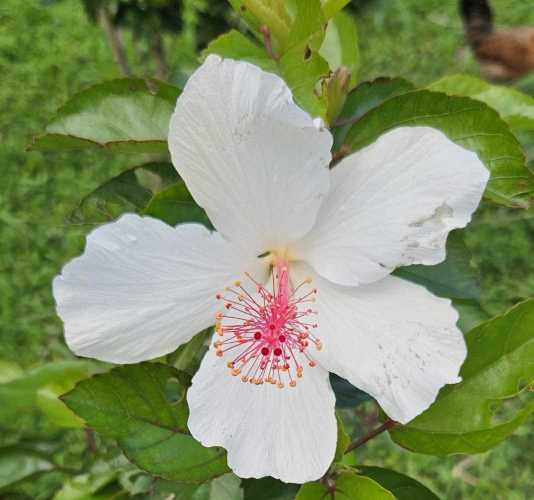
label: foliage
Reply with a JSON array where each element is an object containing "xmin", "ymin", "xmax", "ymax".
[{"xmin": 2, "ymin": 0, "xmax": 533, "ymax": 498}]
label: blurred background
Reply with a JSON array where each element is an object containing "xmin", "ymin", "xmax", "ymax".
[{"xmin": 1, "ymin": 0, "xmax": 533, "ymax": 498}]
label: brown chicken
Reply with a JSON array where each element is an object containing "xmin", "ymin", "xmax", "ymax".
[{"xmin": 460, "ymin": 0, "xmax": 534, "ymax": 81}]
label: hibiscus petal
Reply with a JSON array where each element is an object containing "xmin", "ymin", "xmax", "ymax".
[
  {"xmin": 53, "ymin": 214, "xmax": 265, "ymax": 363},
  {"xmin": 292, "ymin": 263, "xmax": 466, "ymax": 424},
  {"xmin": 168, "ymin": 55, "xmax": 333, "ymax": 255},
  {"xmin": 187, "ymin": 340, "xmax": 337, "ymax": 483},
  {"xmin": 292, "ymin": 126, "xmax": 489, "ymax": 286}
]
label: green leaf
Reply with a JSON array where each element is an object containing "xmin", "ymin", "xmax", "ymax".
[
  {"xmin": 333, "ymin": 77, "xmax": 415, "ymax": 149},
  {"xmin": 242, "ymin": 477, "xmax": 298, "ymax": 500},
  {"xmin": 61, "ymin": 363, "xmax": 229, "ymax": 483},
  {"xmin": 231, "ymin": 0, "xmax": 291, "ymax": 47},
  {"xmin": 429, "ymin": 74, "xmax": 534, "ymax": 131},
  {"xmin": 296, "ymin": 472, "xmax": 395, "ymax": 499},
  {"xmin": 169, "ymin": 329, "xmax": 211, "ymax": 374},
  {"xmin": 279, "ymin": 42, "xmax": 330, "ymax": 118},
  {"xmin": 394, "ymin": 230, "xmax": 480, "ymax": 301},
  {"xmin": 53, "ymin": 465, "xmax": 119, "ymax": 500},
  {"xmin": 0, "ymin": 448, "xmax": 54, "ymax": 491},
  {"xmin": 343, "ymin": 90, "xmax": 534, "ymax": 208},
  {"xmin": 0, "ymin": 361, "xmax": 94, "ymax": 427},
  {"xmin": 321, "ymin": 0, "xmax": 350, "ymax": 20},
  {"xmin": 319, "ymin": 11, "xmax": 359, "ymax": 86},
  {"xmin": 287, "ymin": 0, "xmax": 325, "ymax": 51},
  {"xmin": 453, "ymin": 299, "xmax": 490, "ymax": 333},
  {"xmin": 390, "ymin": 299, "xmax": 534, "ymax": 455},
  {"xmin": 203, "ymin": 30, "xmax": 278, "ymax": 73},
  {"xmin": 334, "ymin": 413, "xmax": 350, "ymax": 461},
  {"xmin": 198, "ymin": 473, "xmax": 244, "ymax": 500},
  {"xmin": 0, "ymin": 361, "xmax": 24, "ymax": 384},
  {"xmin": 70, "ymin": 162, "xmax": 178, "ymax": 224},
  {"xmin": 142, "ymin": 180, "xmax": 212, "ymax": 228},
  {"xmin": 36, "ymin": 382, "xmax": 85, "ymax": 429},
  {"xmin": 330, "ymin": 374, "xmax": 372, "ymax": 408},
  {"xmin": 30, "ymin": 78, "xmax": 180, "ymax": 153},
  {"xmin": 356, "ymin": 467, "xmax": 440, "ymax": 500}
]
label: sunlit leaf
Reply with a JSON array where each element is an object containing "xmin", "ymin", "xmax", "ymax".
[
  {"xmin": 30, "ymin": 78, "xmax": 180, "ymax": 153},
  {"xmin": 62, "ymin": 363, "xmax": 229, "ymax": 483},
  {"xmin": 203, "ymin": 30, "xmax": 278, "ymax": 73},
  {"xmin": 390, "ymin": 299, "xmax": 534, "ymax": 455},
  {"xmin": 319, "ymin": 11, "xmax": 359, "ymax": 86},
  {"xmin": 429, "ymin": 74, "xmax": 534, "ymax": 131},
  {"xmin": 321, "ymin": 0, "xmax": 350, "ymax": 20}
]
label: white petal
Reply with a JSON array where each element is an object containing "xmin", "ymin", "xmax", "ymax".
[
  {"xmin": 187, "ymin": 340, "xmax": 337, "ymax": 483},
  {"xmin": 168, "ymin": 55, "xmax": 333, "ymax": 254},
  {"xmin": 292, "ymin": 127, "xmax": 489, "ymax": 286},
  {"xmin": 53, "ymin": 214, "xmax": 265, "ymax": 363},
  {"xmin": 292, "ymin": 263, "xmax": 466, "ymax": 424}
]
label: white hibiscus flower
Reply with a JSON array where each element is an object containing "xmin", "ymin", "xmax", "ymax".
[{"xmin": 53, "ymin": 55, "xmax": 489, "ymax": 483}]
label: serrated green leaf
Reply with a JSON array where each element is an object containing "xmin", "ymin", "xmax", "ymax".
[
  {"xmin": 142, "ymin": 180, "xmax": 212, "ymax": 228},
  {"xmin": 0, "ymin": 448, "xmax": 54, "ymax": 491},
  {"xmin": 203, "ymin": 30, "xmax": 278, "ymax": 73},
  {"xmin": 62, "ymin": 363, "xmax": 229, "ymax": 483},
  {"xmin": 343, "ymin": 90, "xmax": 534, "ymax": 208},
  {"xmin": 296, "ymin": 472, "xmax": 395, "ymax": 499},
  {"xmin": 390, "ymin": 299, "xmax": 534, "ymax": 455},
  {"xmin": 70, "ymin": 162, "xmax": 178, "ymax": 224},
  {"xmin": 30, "ymin": 78, "xmax": 180, "ymax": 153},
  {"xmin": 333, "ymin": 77, "xmax": 415, "ymax": 148},
  {"xmin": 394, "ymin": 230, "xmax": 480, "ymax": 301},
  {"xmin": 334, "ymin": 413, "xmax": 350, "ymax": 461},
  {"xmin": 429, "ymin": 74, "xmax": 534, "ymax": 131},
  {"xmin": 319, "ymin": 11, "xmax": 359, "ymax": 86},
  {"xmin": 356, "ymin": 467, "xmax": 440, "ymax": 500}
]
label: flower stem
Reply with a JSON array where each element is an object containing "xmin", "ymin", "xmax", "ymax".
[{"xmin": 344, "ymin": 418, "xmax": 397, "ymax": 454}]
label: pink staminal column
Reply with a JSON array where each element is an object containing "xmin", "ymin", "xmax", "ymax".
[{"xmin": 213, "ymin": 258, "xmax": 322, "ymax": 388}]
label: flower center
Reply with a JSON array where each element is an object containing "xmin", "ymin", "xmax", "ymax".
[{"xmin": 213, "ymin": 259, "xmax": 321, "ymax": 388}]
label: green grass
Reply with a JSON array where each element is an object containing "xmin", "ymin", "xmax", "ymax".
[{"xmin": 1, "ymin": 0, "xmax": 532, "ymax": 498}]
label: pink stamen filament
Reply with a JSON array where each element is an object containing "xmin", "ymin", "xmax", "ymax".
[{"xmin": 213, "ymin": 259, "xmax": 321, "ymax": 389}]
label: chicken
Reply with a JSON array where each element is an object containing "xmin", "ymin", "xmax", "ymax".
[{"xmin": 460, "ymin": 0, "xmax": 534, "ymax": 81}]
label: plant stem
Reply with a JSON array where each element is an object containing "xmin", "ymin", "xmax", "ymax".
[
  {"xmin": 344, "ymin": 419, "xmax": 397, "ymax": 454},
  {"xmin": 98, "ymin": 7, "xmax": 131, "ymax": 76}
]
